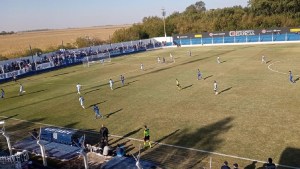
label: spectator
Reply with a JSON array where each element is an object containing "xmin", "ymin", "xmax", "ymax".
[
  {"xmin": 99, "ymin": 124, "xmax": 109, "ymax": 143},
  {"xmin": 221, "ymin": 161, "xmax": 231, "ymax": 169},
  {"xmin": 233, "ymin": 163, "xmax": 239, "ymax": 169},
  {"xmin": 116, "ymin": 144, "xmax": 125, "ymax": 157},
  {"xmin": 266, "ymin": 158, "xmax": 276, "ymax": 169}
]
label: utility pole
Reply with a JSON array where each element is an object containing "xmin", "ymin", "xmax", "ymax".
[{"xmin": 162, "ymin": 8, "xmax": 167, "ymax": 42}]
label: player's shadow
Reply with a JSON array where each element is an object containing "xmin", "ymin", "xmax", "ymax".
[
  {"xmin": 109, "ymin": 128, "xmax": 142, "ymax": 145},
  {"xmin": 266, "ymin": 60, "xmax": 272, "ymax": 64},
  {"xmin": 219, "ymin": 87, "xmax": 232, "ymax": 94},
  {"xmin": 294, "ymin": 77, "xmax": 299, "ymax": 83},
  {"xmin": 87, "ymin": 100, "xmax": 107, "ymax": 108},
  {"xmin": 6, "ymin": 89, "xmax": 47, "ymax": 99},
  {"xmin": 153, "ymin": 129, "xmax": 180, "ymax": 147},
  {"xmin": 221, "ymin": 61, "xmax": 227, "ymax": 63},
  {"xmin": 203, "ymin": 75, "xmax": 213, "ymax": 80},
  {"xmin": 181, "ymin": 84, "xmax": 193, "ymax": 90},
  {"xmin": 105, "ymin": 108, "xmax": 123, "ymax": 118},
  {"xmin": 114, "ymin": 80, "xmax": 139, "ymax": 90}
]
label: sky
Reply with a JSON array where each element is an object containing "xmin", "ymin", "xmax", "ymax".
[{"xmin": 0, "ymin": 0, "xmax": 248, "ymax": 32}]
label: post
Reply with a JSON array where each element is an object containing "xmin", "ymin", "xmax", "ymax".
[
  {"xmin": 29, "ymin": 45, "xmax": 35, "ymax": 71},
  {"xmin": 0, "ymin": 121, "xmax": 12, "ymax": 155},
  {"xmin": 246, "ymin": 35, "xmax": 248, "ymax": 43},
  {"xmin": 212, "ymin": 36, "xmax": 214, "ymax": 44},
  {"xmin": 272, "ymin": 32, "xmax": 274, "ymax": 42},
  {"xmin": 209, "ymin": 157, "xmax": 212, "ymax": 169},
  {"xmin": 162, "ymin": 8, "xmax": 167, "ymax": 42},
  {"xmin": 285, "ymin": 32, "xmax": 288, "ymax": 41},
  {"xmin": 190, "ymin": 38, "xmax": 192, "ymax": 45},
  {"xmin": 234, "ymin": 35, "xmax": 236, "ymax": 43},
  {"xmin": 259, "ymin": 33, "xmax": 261, "ymax": 42},
  {"xmin": 223, "ymin": 36, "xmax": 224, "ymax": 44},
  {"xmin": 201, "ymin": 37, "xmax": 203, "ymax": 45}
]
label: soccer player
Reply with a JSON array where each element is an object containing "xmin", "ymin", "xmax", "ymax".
[
  {"xmin": 176, "ymin": 79, "xmax": 181, "ymax": 90},
  {"xmin": 79, "ymin": 96, "xmax": 85, "ymax": 109},
  {"xmin": 109, "ymin": 79, "xmax": 114, "ymax": 90},
  {"xmin": 197, "ymin": 69, "xmax": 202, "ymax": 80},
  {"xmin": 188, "ymin": 50, "xmax": 192, "ymax": 56},
  {"xmin": 76, "ymin": 83, "xmax": 82, "ymax": 94},
  {"xmin": 19, "ymin": 83, "xmax": 25, "ymax": 96},
  {"xmin": 1, "ymin": 88, "xmax": 4, "ymax": 99},
  {"xmin": 140, "ymin": 63, "xmax": 144, "ymax": 71},
  {"xmin": 170, "ymin": 53, "xmax": 175, "ymax": 63},
  {"xmin": 261, "ymin": 55, "xmax": 266, "ymax": 64},
  {"xmin": 143, "ymin": 125, "xmax": 152, "ymax": 148},
  {"xmin": 214, "ymin": 81, "xmax": 218, "ymax": 95},
  {"xmin": 93, "ymin": 104, "xmax": 103, "ymax": 119},
  {"xmin": 289, "ymin": 71, "xmax": 295, "ymax": 83},
  {"xmin": 162, "ymin": 57, "xmax": 166, "ymax": 63},
  {"xmin": 120, "ymin": 75, "xmax": 125, "ymax": 86},
  {"xmin": 157, "ymin": 57, "xmax": 161, "ymax": 63},
  {"xmin": 217, "ymin": 56, "xmax": 221, "ymax": 64}
]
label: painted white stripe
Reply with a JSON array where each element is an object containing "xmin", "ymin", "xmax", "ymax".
[
  {"xmin": 268, "ymin": 61, "xmax": 300, "ymax": 77},
  {"xmin": 1, "ymin": 115, "xmax": 299, "ymax": 169}
]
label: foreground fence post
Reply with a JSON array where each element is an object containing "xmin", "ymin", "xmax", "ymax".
[{"xmin": 209, "ymin": 157, "xmax": 212, "ymax": 169}]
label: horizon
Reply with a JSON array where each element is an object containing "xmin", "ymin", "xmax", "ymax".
[{"xmin": 0, "ymin": 0, "xmax": 248, "ymax": 32}]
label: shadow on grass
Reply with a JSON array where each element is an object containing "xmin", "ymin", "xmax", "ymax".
[
  {"xmin": 294, "ymin": 77, "xmax": 299, "ymax": 83},
  {"xmin": 181, "ymin": 84, "xmax": 193, "ymax": 90},
  {"xmin": 114, "ymin": 80, "xmax": 138, "ymax": 90},
  {"xmin": 278, "ymin": 147, "xmax": 300, "ymax": 168},
  {"xmin": 87, "ymin": 100, "xmax": 107, "ymax": 109},
  {"xmin": 219, "ymin": 87, "xmax": 232, "ymax": 95},
  {"xmin": 266, "ymin": 60, "xmax": 272, "ymax": 64},
  {"xmin": 6, "ymin": 89, "xmax": 47, "ymax": 99},
  {"xmin": 221, "ymin": 61, "xmax": 227, "ymax": 63},
  {"xmin": 110, "ymin": 128, "xmax": 142, "ymax": 145},
  {"xmin": 244, "ymin": 161, "xmax": 257, "ymax": 169},
  {"xmin": 105, "ymin": 108, "xmax": 123, "ymax": 118},
  {"xmin": 0, "ymin": 114, "xmax": 19, "ymax": 121},
  {"xmin": 139, "ymin": 117, "xmax": 234, "ymax": 168},
  {"xmin": 204, "ymin": 75, "xmax": 213, "ymax": 80}
]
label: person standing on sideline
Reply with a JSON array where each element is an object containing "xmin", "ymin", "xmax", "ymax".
[
  {"xmin": 289, "ymin": 71, "xmax": 295, "ymax": 83},
  {"xmin": 197, "ymin": 69, "xmax": 202, "ymax": 80},
  {"xmin": 266, "ymin": 158, "xmax": 276, "ymax": 169},
  {"xmin": 221, "ymin": 161, "xmax": 231, "ymax": 169},
  {"xmin": 214, "ymin": 81, "xmax": 218, "ymax": 95},
  {"xmin": 79, "ymin": 96, "xmax": 85, "ymax": 109},
  {"xmin": 120, "ymin": 75, "xmax": 125, "ymax": 86},
  {"xmin": 140, "ymin": 63, "xmax": 144, "ymax": 71},
  {"xmin": 217, "ymin": 56, "xmax": 221, "ymax": 64},
  {"xmin": 143, "ymin": 125, "xmax": 152, "ymax": 148},
  {"xmin": 176, "ymin": 79, "xmax": 182, "ymax": 90},
  {"xmin": 261, "ymin": 55, "xmax": 266, "ymax": 64},
  {"xmin": 19, "ymin": 83, "xmax": 25, "ymax": 96},
  {"xmin": 109, "ymin": 79, "xmax": 114, "ymax": 90},
  {"xmin": 1, "ymin": 88, "xmax": 4, "ymax": 99},
  {"xmin": 233, "ymin": 163, "xmax": 239, "ymax": 169},
  {"xmin": 76, "ymin": 83, "xmax": 82, "ymax": 94},
  {"xmin": 93, "ymin": 104, "xmax": 103, "ymax": 119}
]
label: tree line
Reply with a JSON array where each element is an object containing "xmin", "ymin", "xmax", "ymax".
[{"xmin": 111, "ymin": 0, "xmax": 300, "ymax": 42}]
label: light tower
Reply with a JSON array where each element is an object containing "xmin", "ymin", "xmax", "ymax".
[{"xmin": 162, "ymin": 8, "xmax": 167, "ymax": 41}]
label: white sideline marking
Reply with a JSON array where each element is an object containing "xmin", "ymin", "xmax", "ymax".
[
  {"xmin": 268, "ymin": 61, "xmax": 300, "ymax": 77},
  {"xmin": 1, "ymin": 116, "xmax": 299, "ymax": 169}
]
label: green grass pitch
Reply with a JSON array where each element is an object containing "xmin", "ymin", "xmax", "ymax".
[{"xmin": 1, "ymin": 43, "xmax": 300, "ymax": 167}]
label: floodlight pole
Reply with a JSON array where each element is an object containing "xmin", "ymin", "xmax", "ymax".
[
  {"xmin": 162, "ymin": 8, "xmax": 167, "ymax": 42},
  {"xmin": 0, "ymin": 121, "xmax": 12, "ymax": 155}
]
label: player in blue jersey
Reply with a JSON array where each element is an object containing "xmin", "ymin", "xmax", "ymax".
[{"xmin": 197, "ymin": 69, "xmax": 202, "ymax": 80}]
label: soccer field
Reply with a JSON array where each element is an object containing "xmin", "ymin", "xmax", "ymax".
[{"xmin": 1, "ymin": 43, "xmax": 300, "ymax": 168}]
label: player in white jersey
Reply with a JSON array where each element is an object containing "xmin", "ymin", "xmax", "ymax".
[
  {"xmin": 19, "ymin": 83, "xmax": 25, "ymax": 96},
  {"xmin": 214, "ymin": 81, "xmax": 218, "ymax": 95},
  {"xmin": 76, "ymin": 83, "xmax": 82, "ymax": 94},
  {"xmin": 140, "ymin": 63, "xmax": 144, "ymax": 71},
  {"xmin": 109, "ymin": 79, "xmax": 114, "ymax": 90},
  {"xmin": 217, "ymin": 56, "xmax": 221, "ymax": 64},
  {"xmin": 261, "ymin": 55, "xmax": 266, "ymax": 64},
  {"xmin": 170, "ymin": 53, "xmax": 175, "ymax": 63},
  {"xmin": 157, "ymin": 57, "xmax": 161, "ymax": 63},
  {"xmin": 79, "ymin": 96, "xmax": 85, "ymax": 109}
]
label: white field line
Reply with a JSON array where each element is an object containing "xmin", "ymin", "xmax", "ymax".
[
  {"xmin": 1, "ymin": 116, "xmax": 299, "ymax": 169},
  {"xmin": 268, "ymin": 61, "xmax": 300, "ymax": 77}
]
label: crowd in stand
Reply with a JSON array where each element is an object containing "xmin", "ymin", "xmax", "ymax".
[{"xmin": 0, "ymin": 41, "xmax": 162, "ymax": 77}]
